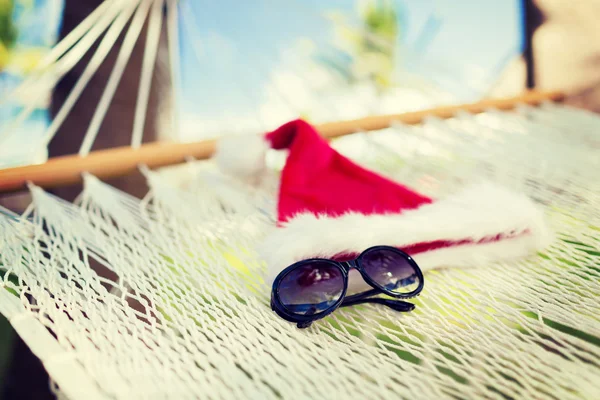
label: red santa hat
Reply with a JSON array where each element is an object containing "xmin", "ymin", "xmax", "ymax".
[{"xmin": 214, "ymin": 119, "xmax": 551, "ymax": 289}]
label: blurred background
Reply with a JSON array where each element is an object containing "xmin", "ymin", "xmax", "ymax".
[{"xmin": 1, "ymin": 0, "xmax": 600, "ymax": 398}]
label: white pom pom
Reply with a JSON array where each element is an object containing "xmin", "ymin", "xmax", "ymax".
[{"xmin": 213, "ymin": 134, "xmax": 271, "ymax": 184}]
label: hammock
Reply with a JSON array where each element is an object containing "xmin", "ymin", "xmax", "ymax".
[{"xmin": 1, "ymin": 1, "xmax": 599, "ymax": 399}]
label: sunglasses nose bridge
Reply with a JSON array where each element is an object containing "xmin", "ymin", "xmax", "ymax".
[{"xmin": 345, "ymin": 259, "xmax": 359, "ymax": 270}]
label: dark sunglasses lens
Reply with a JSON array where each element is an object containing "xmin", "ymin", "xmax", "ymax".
[
  {"xmin": 361, "ymin": 248, "xmax": 420, "ymax": 294},
  {"xmin": 277, "ymin": 262, "xmax": 344, "ymax": 315}
]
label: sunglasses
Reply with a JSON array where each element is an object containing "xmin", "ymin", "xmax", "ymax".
[{"xmin": 270, "ymin": 246, "xmax": 424, "ymax": 328}]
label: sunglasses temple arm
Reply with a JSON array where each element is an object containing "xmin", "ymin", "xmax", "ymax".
[
  {"xmin": 341, "ymin": 295, "xmax": 415, "ymax": 312},
  {"xmin": 342, "ymin": 289, "xmax": 380, "ymax": 303},
  {"xmin": 341, "ymin": 297, "xmax": 415, "ymax": 312}
]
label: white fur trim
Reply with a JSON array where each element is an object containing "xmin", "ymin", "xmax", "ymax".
[
  {"xmin": 259, "ymin": 182, "xmax": 552, "ymax": 285},
  {"xmin": 214, "ymin": 134, "xmax": 270, "ymax": 184}
]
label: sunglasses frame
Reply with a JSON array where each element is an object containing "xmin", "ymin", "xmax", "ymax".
[{"xmin": 270, "ymin": 245, "xmax": 424, "ymax": 328}]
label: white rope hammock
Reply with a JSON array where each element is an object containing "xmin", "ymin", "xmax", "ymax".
[{"xmin": 1, "ymin": 1, "xmax": 599, "ymax": 399}]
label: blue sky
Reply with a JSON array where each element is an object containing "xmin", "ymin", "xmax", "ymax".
[
  {"xmin": 176, "ymin": 0, "xmax": 341, "ymax": 115},
  {"xmin": 399, "ymin": 0, "xmax": 522, "ymax": 67},
  {"xmin": 176, "ymin": 0, "xmax": 523, "ymax": 121},
  {"xmin": 12, "ymin": 0, "xmax": 64, "ymax": 47},
  {"xmin": 0, "ymin": 0, "xmax": 524, "ymax": 163}
]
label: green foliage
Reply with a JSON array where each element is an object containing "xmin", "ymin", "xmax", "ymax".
[
  {"xmin": 0, "ymin": 261, "xmax": 17, "ymax": 392},
  {"xmin": 0, "ymin": 0, "xmax": 17, "ymax": 70},
  {"xmin": 358, "ymin": 0, "xmax": 398, "ymax": 65},
  {"xmin": 317, "ymin": 0, "xmax": 400, "ymax": 92},
  {"xmin": 0, "ymin": 313, "xmax": 16, "ymax": 394},
  {"xmin": 0, "ymin": 0, "xmax": 17, "ymax": 47},
  {"xmin": 0, "ymin": 254, "xmax": 20, "ymax": 297}
]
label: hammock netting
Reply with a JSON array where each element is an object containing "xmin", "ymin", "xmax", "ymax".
[
  {"xmin": 1, "ymin": 0, "xmax": 600, "ymax": 399},
  {"xmin": 1, "ymin": 101, "xmax": 600, "ymax": 400}
]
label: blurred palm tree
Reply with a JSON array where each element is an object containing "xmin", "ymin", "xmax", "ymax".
[
  {"xmin": 0, "ymin": 0, "xmax": 18, "ymax": 70},
  {"xmin": 316, "ymin": 0, "xmax": 399, "ymax": 93}
]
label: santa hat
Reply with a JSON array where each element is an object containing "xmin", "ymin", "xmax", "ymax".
[{"xmin": 214, "ymin": 119, "xmax": 551, "ymax": 289}]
